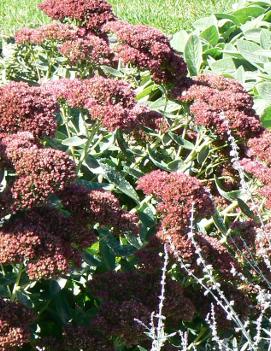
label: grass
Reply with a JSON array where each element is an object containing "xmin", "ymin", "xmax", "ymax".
[{"xmin": 0, "ymin": 0, "xmax": 236, "ymax": 36}]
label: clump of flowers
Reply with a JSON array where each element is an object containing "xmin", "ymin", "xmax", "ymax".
[
  {"xmin": 43, "ymin": 77, "xmax": 165, "ymax": 132},
  {"xmin": 89, "ymin": 270, "xmax": 195, "ymax": 347},
  {"xmin": 104, "ymin": 20, "xmax": 187, "ymax": 85},
  {"xmin": 59, "ymin": 183, "xmax": 139, "ymax": 235},
  {"xmin": 59, "ymin": 34, "xmax": 113, "ymax": 65},
  {"xmin": 137, "ymin": 170, "xmax": 214, "ymax": 229},
  {"xmin": 0, "ymin": 298, "xmax": 34, "ymax": 350},
  {"xmin": 137, "ymin": 170, "xmax": 240, "ymax": 278},
  {"xmin": 181, "ymin": 74, "xmax": 263, "ymax": 139},
  {"xmin": 0, "ymin": 82, "xmax": 58, "ymax": 138},
  {"xmin": 61, "ymin": 326, "xmax": 114, "ymax": 351},
  {"xmin": 0, "ymin": 133, "xmax": 76, "ymax": 213},
  {"xmin": 0, "ymin": 207, "xmax": 96, "ymax": 280},
  {"xmin": 247, "ymin": 130, "xmax": 271, "ymax": 166},
  {"xmin": 38, "ymin": 0, "xmax": 115, "ymax": 34},
  {"xmin": 240, "ymin": 130, "xmax": 271, "ymax": 209},
  {"xmin": 15, "ymin": 23, "xmax": 78, "ymax": 45}
]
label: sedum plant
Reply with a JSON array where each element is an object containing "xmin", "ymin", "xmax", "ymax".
[{"xmin": 1, "ymin": 0, "xmax": 271, "ymax": 351}]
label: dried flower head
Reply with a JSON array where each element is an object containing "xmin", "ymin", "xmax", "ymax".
[
  {"xmin": 62, "ymin": 325, "xmax": 114, "ymax": 351},
  {"xmin": 5, "ymin": 148, "xmax": 76, "ymax": 212},
  {"xmin": 15, "ymin": 23, "xmax": 78, "ymax": 45},
  {"xmin": 43, "ymin": 77, "xmax": 163, "ymax": 132},
  {"xmin": 0, "ymin": 298, "xmax": 34, "ymax": 351},
  {"xmin": 137, "ymin": 170, "xmax": 214, "ymax": 230},
  {"xmin": 59, "ymin": 184, "xmax": 139, "ymax": 235},
  {"xmin": 240, "ymin": 158, "xmax": 271, "ymax": 186},
  {"xmin": 181, "ymin": 75, "xmax": 263, "ymax": 139},
  {"xmin": 104, "ymin": 20, "xmax": 187, "ymax": 84},
  {"xmin": 90, "ymin": 270, "xmax": 195, "ymax": 346},
  {"xmin": 39, "ymin": 0, "xmax": 115, "ymax": 33},
  {"xmin": 247, "ymin": 130, "xmax": 271, "ymax": 166},
  {"xmin": 0, "ymin": 207, "xmax": 96, "ymax": 280},
  {"xmin": 59, "ymin": 35, "xmax": 113, "ymax": 65},
  {"xmin": 0, "ymin": 82, "xmax": 58, "ymax": 138}
]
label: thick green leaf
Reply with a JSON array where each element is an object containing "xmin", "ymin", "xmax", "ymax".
[
  {"xmin": 262, "ymin": 106, "xmax": 271, "ymax": 128},
  {"xmin": 213, "ymin": 211, "xmax": 227, "ymax": 234},
  {"xmin": 209, "ymin": 57, "xmax": 236, "ymax": 73},
  {"xmin": 260, "ymin": 28, "xmax": 271, "ymax": 49},
  {"xmin": 237, "ymin": 198, "xmax": 256, "ymax": 219},
  {"xmin": 100, "ymin": 162, "xmax": 140, "ymax": 203},
  {"xmin": 184, "ymin": 34, "xmax": 203, "ymax": 76},
  {"xmin": 193, "ymin": 15, "xmax": 217, "ymax": 30},
  {"xmin": 170, "ymin": 30, "xmax": 189, "ymax": 52},
  {"xmin": 168, "ymin": 132, "xmax": 194, "ymax": 150},
  {"xmin": 62, "ymin": 136, "xmax": 87, "ymax": 147},
  {"xmin": 85, "ymin": 156, "xmax": 140, "ymax": 203},
  {"xmin": 237, "ymin": 39, "xmax": 269, "ymax": 67},
  {"xmin": 197, "ymin": 145, "xmax": 209, "ymax": 165},
  {"xmin": 200, "ymin": 25, "xmax": 220, "ymax": 46},
  {"xmin": 232, "ymin": 6, "xmax": 266, "ymax": 24},
  {"xmin": 99, "ymin": 238, "xmax": 116, "ymax": 270},
  {"xmin": 215, "ymin": 176, "xmax": 241, "ymax": 202},
  {"xmin": 257, "ymin": 82, "xmax": 271, "ymax": 99}
]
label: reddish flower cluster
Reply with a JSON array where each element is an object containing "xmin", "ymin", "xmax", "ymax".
[
  {"xmin": 38, "ymin": 0, "xmax": 115, "ymax": 33},
  {"xmin": 43, "ymin": 77, "xmax": 165, "ymax": 132},
  {"xmin": 247, "ymin": 130, "xmax": 271, "ymax": 166},
  {"xmin": 0, "ymin": 298, "xmax": 34, "ymax": 350},
  {"xmin": 240, "ymin": 158, "xmax": 271, "ymax": 186},
  {"xmin": 137, "ymin": 170, "xmax": 214, "ymax": 230},
  {"xmin": 0, "ymin": 133, "xmax": 76, "ymax": 213},
  {"xmin": 181, "ymin": 74, "xmax": 263, "ymax": 139},
  {"xmin": 90, "ymin": 270, "xmax": 195, "ymax": 347},
  {"xmin": 59, "ymin": 184, "xmax": 139, "ymax": 235},
  {"xmin": 0, "ymin": 207, "xmax": 96, "ymax": 280},
  {"xmin": 42, "ymin": 78, "xmax": 88, "ymax": 107},
  {"xmin": 15, "ymin": 23, "xmax": 113, "ymax": 66},
  {"xmin": 104, "ymin": 20, "xmax": 187, "ymax": 85},
  {"xmin": 137, "ymin": 170, "xmax": 239, "ymax": 277},
  {"xmin": 59, "ymin": 35, "xmax": 113, "ymax": 65},
  {"xmin": 15, "ymin": 23, "xmax": 78, "ymax": 45},
  {"xmin": 0, "ymin": 82, "xmax": 58, "ymax": 138},
  {"xmin": 240, "ymin": 131, "xmax": 271, "ymax": 209},
  {"xmin": 240, "ymin": 158, "xmax": 271, "ymax": 209}
]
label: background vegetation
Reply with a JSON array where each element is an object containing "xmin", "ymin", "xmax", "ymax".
[{"xmin": 0, "ymin": 0, "xmax": 235, "ymax": 35}]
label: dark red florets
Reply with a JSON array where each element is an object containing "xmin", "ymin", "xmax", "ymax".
[
  {"xmin": 0, "ymin": 298, "xmax": 34, "ymax": 351},
  {"xmin": 0, "ymin": 207, "xmax": 96, "ymax": 280},
  {"xmin": 38, "ymin": 0, "xmax": 115, "ymax": 33},
  {"xmin": 104, "ymin": 20, "xmax": 187, "ymax": 85},
  {"xmin": 43, "ymin": 77, "xmax": 164, "ymax": 132},
  {"xmin": 137, "ymin": 170, "xmax": 214, "ymax": 230},
  {"xmin": 59, "ymin": 184, "xmax": 140, "ymax": 235},
  {"xmin": 59, "ymin": 35, "xmax": 113, "ymax": 65},
  {"xmin": 0, "ymin": 82, "xmax": 58, "ymax": 138},
  {"xmin": 247, "ymin": 130, "xmax": 271, "ymax": 166},
  {"xmin": 15, "ymin": 23, "xmax": 78, "ymax": 45},
  {"xmin": 240, "ymin": 158, "xmax": 271, "ymax": 186},
  {"xmin": 181, "ymin": 74, "xmax": 263, "ymax": 139},
  {"xmin": 0, "ymin": 135, "xmax": 76, "ymax": 212},
  {"xmin": 90, "ymin": 270, "xmax": 195, "ymax": 346},
  {"xmin": 62, "ymin": 326, "xmax": 114, "ymax": 351},
  {"xmin": 42, "ymin": 78, "xmax": 88, "ymax": 107}
]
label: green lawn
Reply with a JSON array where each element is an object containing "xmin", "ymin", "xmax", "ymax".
[{"xmin": 0, "ymin": 0, "xmax": 236, "ymax": 36}]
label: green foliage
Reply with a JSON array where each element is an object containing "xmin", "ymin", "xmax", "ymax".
[
  {"xmin": 171, "ymin": 0, "xmax": 271, "ymax": 126},
  {"xmin": 0, "ymin": 0, "xmax": 235, "ymax": 35}
]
